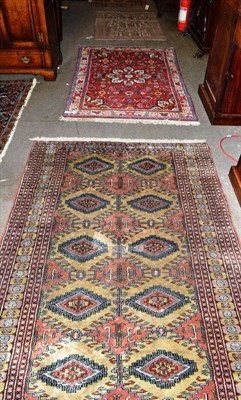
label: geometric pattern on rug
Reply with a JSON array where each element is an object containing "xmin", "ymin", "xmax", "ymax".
[
  {"xmin": 62, "ymin": 47, "xmax": 199, "ymax": 124},
  {"xmin": 37, "ymin": 354, "xmax": 107, "ymax": 393},
  {"xmin": 1, "ymin": 141, "xmax": 241, "ymax": 399},
  {"xmin": 46, "ymin": 288, "xmax": 110, "ymax": 321},
  {"xmin": 0, "ymin": 79, "xmax": 35, "ymax": 160},
  {"xmin": 129, "ymin": 235, "xmax": 178, "ymax": 260},
  {"xmin": 94, "ymin": 258, "xmax": 144, "ymax": 288},
  {"xmin": 129, "ymin": 350, "xmax": 198, "ymax": 388},
  {"xmin": 75, "ymin": 156, "xmax": 113, "ymax": 174},
  {"xmin": 94, "ymin": 11, "xmax": 166, "ymax": 41},
  {"xmin": 66, "ymin": 193, "xmax": 110, "ymax": 213},
  {"xmin": 59, "ymin": 235, "xmax": 108, "ymax": 262},
  {"xmin": 126, "ymin": 285, "xmax": 190, "ymax": 317},
  {"xmin": 128, "ymin": 194, "xmax": 172, "ymax": 212},
  {"xmin": 87, "ymin": 314, "xmax": 150, "ymax": 354},
  {"xmin": 129, "ymin": 157, "xmax": 166, "ymax": 174}
]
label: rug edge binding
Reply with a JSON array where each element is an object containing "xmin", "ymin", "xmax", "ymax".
[
  {"xmin": 59, "ymin": 116, "xmax": 200, "ymax": 126},
  {"xmin": 30, "ymin": 137, "xmax": 206, "ymax": 143}
]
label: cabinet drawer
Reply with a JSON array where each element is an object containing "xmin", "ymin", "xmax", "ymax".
[{"xmin": 0, "ymin": 50, "xmax": 45, "ymax": 68}]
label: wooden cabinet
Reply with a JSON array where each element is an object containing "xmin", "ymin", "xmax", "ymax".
[
  {"xmin": 229, "ymin": 155, "xmax": 241, "ymax": 206},
  {"xmin": 199, "ymin": 0, "xmax": 241, "ymax": 125},
  {"xmin": 188, "ymin": 0, "xmax": 219, "ymax": 57},
  {"xmin": 0, "ymin": 0, "xmax": 62, "ymax": 81}
]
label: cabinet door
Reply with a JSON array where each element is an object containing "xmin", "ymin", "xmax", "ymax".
[
  {"xmin": 0, "ymin": 0, "xmax": 39, "ymax": 48},
  {"xmin": 221, "ymin": 48, "xmax": 241, "ymax": 114},
  {"xmin": 203, "ymin": 0, "xmax": 237, "ymax": 109},
  {"xmin": 43, "ymin": 0, "xmax": 61, "ymax": 65}
]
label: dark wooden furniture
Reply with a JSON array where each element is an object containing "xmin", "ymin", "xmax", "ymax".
[
  {"xmin": 154, "ymin": 0, "xmax": 179, "ymax": 17},
  {"xmin": 199, "ymin": 0, "xmax": 241, "ymax": 125},
  {"xmin": 0, "ymin": 0, "xmax": 62, "ymax": 81},
  {"xmin": 229, "ymin": 155, "xmax": 241, "ymax": 206},
  {"xmin": 188, "ymin": 0, "xmax": 219, "ymax": 57}
]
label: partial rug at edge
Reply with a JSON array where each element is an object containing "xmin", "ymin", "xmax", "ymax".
[
  {"xmin": 0, "ymin": 79, "xmax": 36, "ymax": 161},
  {"xmin": 1, "ymin": 140, "xmax": 241, "ymax": 399},
  {"xmin": 62, "ymin": 47, "xmax": 199, "ymax": 124},
  {"xmin": 94, "ymin": 11, "xmax": 166, "ymax": 41}
]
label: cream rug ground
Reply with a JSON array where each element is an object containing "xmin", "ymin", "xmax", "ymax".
[
  {"xmin": 1, "ymin": 139, "xmax": 241, "ymax": 399},
  {"xmin": 94, "ymin": 11, "xmax": 166, "ymax": 40}
]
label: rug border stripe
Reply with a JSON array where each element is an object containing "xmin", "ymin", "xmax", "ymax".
[
  {"xmin": 174, "ymin": 145, "xmax": 241, "ymax": 397},
  {"xmin": 0, "ymin": 143, "xmax": 69, "ymax": 395}
]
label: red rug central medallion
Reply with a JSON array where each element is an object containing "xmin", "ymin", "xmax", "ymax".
[{"xmin": 62, "ymin": 47, "xmax": 199, "ymax": 124}]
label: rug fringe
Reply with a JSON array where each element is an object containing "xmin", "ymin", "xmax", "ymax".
[
  {"xmin": 30, "ymin": 137, "xmax": 206, "ymax": 143},
  {"xmin": 0, "ymin": 78, "xmax": 37, "ymax": 164},
  {"xmin": 59, "ymin": 116, "xmax": 200, "ymax": 126}
]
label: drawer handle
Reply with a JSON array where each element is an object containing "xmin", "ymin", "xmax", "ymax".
[{"xmin": 21, "ymin": 56, "xmax": 32, "ymax": 64}]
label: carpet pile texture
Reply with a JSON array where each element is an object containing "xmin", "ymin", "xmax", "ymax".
[
  {"xmin": 93, "ymin": 0, "xmax": 143, "ymax": 7},
  {"xmin": 0, "ymin": 79, "xmax": 35, "ymax": 161},
  {"xmin": 1, "ymin": 140, "xmax": 241, "ymax": 399},
  {"xmin": 62, "ymin": 47, "xmax": 199, "ymax": 124},
  {"xmin": 94, "ymin": 11, "xmax": 166, "ymax": 41}
]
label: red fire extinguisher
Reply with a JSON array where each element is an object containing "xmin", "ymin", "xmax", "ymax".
[{"xmin": 178, "ymin": 0, "xmax": 192, "ymax": 32}]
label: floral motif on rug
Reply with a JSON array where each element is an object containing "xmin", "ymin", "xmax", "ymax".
[
  {"xmin": 1, "ymin": 141, "xmax": 241, "ymax": 399},
  {"xmin": 62, "ymin": 47, "xmax": 199, "ymax": 124},
  {"xmin": 94, "ymin": 11, "xmax": 166, "ymax": 41},
  {"xmin": 0, "ymin": 80, "xmax": 35, "ymax": 159}
]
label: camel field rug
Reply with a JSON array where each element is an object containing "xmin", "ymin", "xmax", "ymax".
[
  {"xmin": 0, "ymin": 79, "xmax": 36, "ymax": 162},
  {"xmin": 62, "ymin": 47, "xmax": 199, "ymax": 124},
  {"xmin": 94, "ymin": 11, "xmax": 166, "ymax": 41},
  {"xmin": 1, "ymin": 139, "xmax": 241, "ymax": 399}
]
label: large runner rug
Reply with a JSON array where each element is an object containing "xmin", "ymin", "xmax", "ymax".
[
  {"xmin": 94, "ymin": 11, "xmax": 166, "ymax": 41},
  {"xmin": 62, "ymin": 47, "xmax": 199, "ymax": 124},
  {"xmin": 1, "ymin": 139, "xmax": 241, "ymax": 399},
  {"xmin": 0, "ymin": 79, "xmax": 36, "ymax": 162}
]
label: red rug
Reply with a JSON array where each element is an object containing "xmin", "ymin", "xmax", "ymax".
[
  {"xmin": 0, "ymin": 79, "xmax": 36, "ymax": 161},
  {"xmin": 1, "ymin": 140, "xmax": 241, "ymax": 399},
  {"xmin": 62, "ymin": 47, "xmax": 199, "ymax": 124}
]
